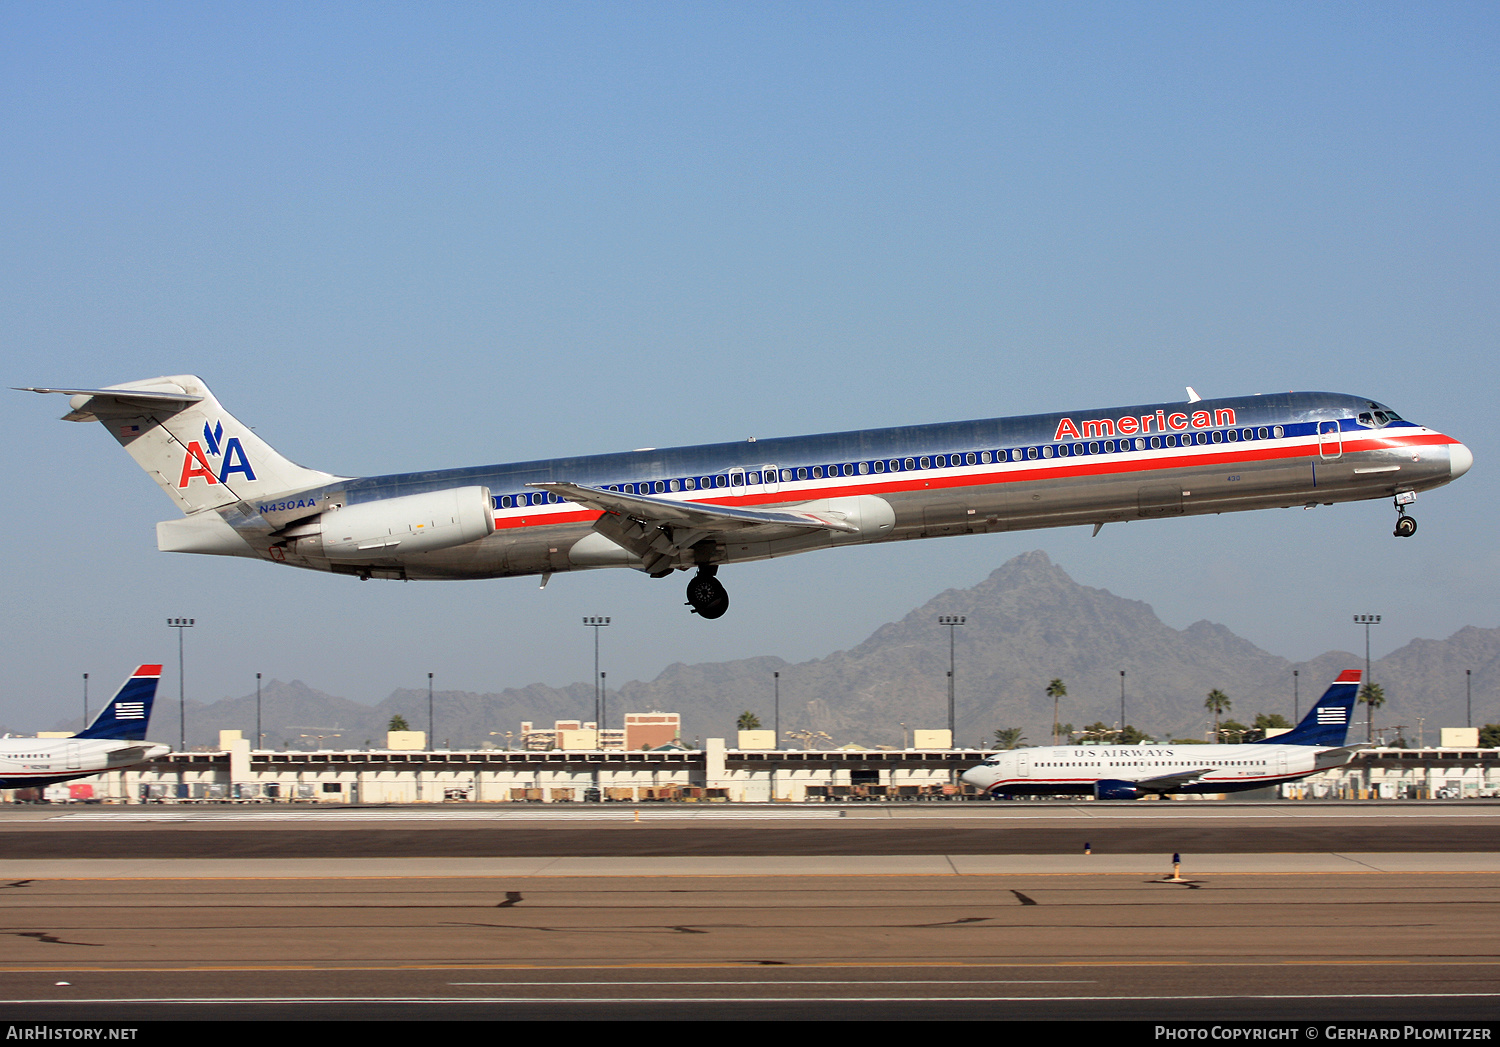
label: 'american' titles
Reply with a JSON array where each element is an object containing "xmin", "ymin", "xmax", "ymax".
[{"xmin": 1054, "ymin": 408, "xmax": 1237, "ymax": 442}]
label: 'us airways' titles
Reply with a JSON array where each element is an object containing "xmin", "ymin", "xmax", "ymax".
[
  {"xmin": 21, "ymin": 377, "xmax": 1471, "ymax": 618},
  {"xmin": 961, "ymin": 671, "xmax": 1364, "ymax": 800}
]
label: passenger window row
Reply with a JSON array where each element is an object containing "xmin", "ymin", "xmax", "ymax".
[{"xmin": 493, "ymin": 424, "xmax": 1288, "ymax": 509}]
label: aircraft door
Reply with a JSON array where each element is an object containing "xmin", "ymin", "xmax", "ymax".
[
  {"xmin": 1017, "ymin": 753, "xmax": 1030, "ymax": 778},
  {"xmin": 761, "ymin": 465, "xmax": 781, "ymax": 496},
  {"xmin": 63, "ymin": 743, "xmax": 80, "ymax": 771},
  {"xmin": 1318, "ymin": 421, "xmax": 1343, "ymax": 460}
]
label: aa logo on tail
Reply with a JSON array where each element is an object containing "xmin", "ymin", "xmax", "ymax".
[{"xmin": 178, "ymin": 420, "xmax": 257, "ymax": 487}]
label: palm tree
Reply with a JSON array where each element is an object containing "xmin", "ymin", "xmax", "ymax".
[
  {"xmin": 736, "ymin": 710, "xmax": 763, "ymax": 731},
  {"xmin": 1359, "ymin": 683, "xmax": 1386, "ymax": 743},
  {"xmin": 1046, "ymin": 678, "xmax": 1067, "ymax": 745},
  {"xmin": 993, "ymin": 727, "xmax": 1026, "ymax": 750},
  {"xmin": 387, "ymin": 714, "xmax": 410, "ymax": 732},
  {"xmin": 1204, "ymin": 689, "xmax": 1231, "ymax": 742}
]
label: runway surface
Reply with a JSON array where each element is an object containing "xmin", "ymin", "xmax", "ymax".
[{"xmin": 0, "ymin": 803, "xmax": 1495, "ymax": 1021}]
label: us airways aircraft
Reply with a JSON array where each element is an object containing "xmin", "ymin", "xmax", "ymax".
[
  {"xmin": 0, "ymin": 665, "xmax": 169, "ymax": 789},
  {"xmin": 961, "ymin": 670, "xmax": 1364, "ymax": 800},
  {"xmin": 21, "ymin": 377, "xmax": 1471, "ymax": 619}
]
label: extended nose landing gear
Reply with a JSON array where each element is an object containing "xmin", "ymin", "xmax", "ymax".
[
  {"xmin": 1393, "ymin": 491, "xmax": 1417, "ymax": 538},
  {"xmin": 685, "ymin": 564, "xmax": 729, "ymax": 619}
]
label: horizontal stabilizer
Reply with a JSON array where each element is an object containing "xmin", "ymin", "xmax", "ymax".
[{"xmin": 15, "ymin": 384, "xmax": 203, "ymax": 422}]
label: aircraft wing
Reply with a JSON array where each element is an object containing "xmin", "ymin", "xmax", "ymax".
[
  {"xmin": 528, "ymin": 481, "xmax": 858, "ymax": 576},
  {"xmin": 1134, "ymin": 768, "xmax": 1217, "ymax": 792},
  {"xmin": 528, "ymin": 482, "xmax": 859, "ymax": 534}
]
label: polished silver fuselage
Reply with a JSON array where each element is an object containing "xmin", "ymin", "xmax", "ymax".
[{"xmin": 222, "ymin": 390, "xmax": 1468, "ymax": 581}]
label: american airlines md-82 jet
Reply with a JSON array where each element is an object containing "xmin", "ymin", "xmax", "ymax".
[{"xmin": 22, "ymin": 377, "xmax": 1471, "ymax": 619}]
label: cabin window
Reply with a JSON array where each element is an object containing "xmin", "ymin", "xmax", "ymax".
[
  {"xmin": 715, "ymin": 475, "xmax": 728, "ymax": 488},
  {"xmin": 904, "ymin": 458, "xmax": 916, "ymax": 470},
  {"xmin": 966, "ymin": 452, "xmax": 977, "ymax": 465},
  {"xmin": 1149, "ymin": 436, "xmax": 1160, "ymax": 449},
  {"xmin": 796, "ymin": 467, "xmax": 808, "ymax": 480},
  {"xmin": 747, "ymin": 471, "xmax": 760, "ymax": 485},
  {"xmin": 919, "ymin": 457, "xmax": 930, "ymax": 469},
  {"xmin": 813, "ymin": 466, "xmax": 824, "ymax": 479},
  {"xmin": 873, "ymin": 460, "xmax": 884, "ymax": 473},
  {"xmin": 1258, "ymin": 427, "xmax": 1269, "ymax": 439},
  {"xmin": 980, "ymin": 451, "xmax": 992, "ymax": 464},
  {"xmin": 731, "ymin": 472, "xmax": 744, "ymax": 486},
  {"xmin": 780, "ymin": 469, "xmax": 793, "ymax": 482},
  {"xmin": 859, "ymin": 461, "xmax": 870, "ymax": 474},
  {"xmin": 1227, "ymin": 430, "xmax": 1238, "ymax": 442},
  {"xmin": 683, "ymin": 478, "xmax": 696, "ymax": 490},
  {"xmin": 1273, "ymin": 425, "xmax": 1284, "ymax": 438},
  {"xmin": 1211, "ymin": 431, "xmax": 1223, "ymax": 443},
  {"xmin": 1042, "ymin": 446, "xmax": 1053, "ymax": 458},
  {"xmin": 669, "ymin": 479, "xmax": 680, "ymax": 492}
]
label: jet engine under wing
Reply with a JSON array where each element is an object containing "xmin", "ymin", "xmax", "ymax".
[{"xmin": 529, "ymin": 481, "xmax": 861, "ymax": 576}]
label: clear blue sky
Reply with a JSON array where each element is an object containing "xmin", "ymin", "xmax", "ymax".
[{"xmin": 3, "ymin": 2, "xmax": 1496, "ymax": 728}]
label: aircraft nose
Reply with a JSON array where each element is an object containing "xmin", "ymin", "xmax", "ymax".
[
  {"xmin": 1450, "ymin": 442, "xmax": 1473, "ymax": 480},
  {"xmin": 960, "ymin": 766, "xmax": 987, "ymax": 788}
]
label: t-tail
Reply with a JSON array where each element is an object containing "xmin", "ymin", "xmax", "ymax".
[
  {"xmin": 1257, "ymin": 669, "xmax": 1361, "ymax": 747},
  {"xmin": 75, "ymin": 664, "xmax": 162, "ymax": 741},
  {"xmin": 18, "ymin": 376, "xmax": 340, "ymax": 515}
]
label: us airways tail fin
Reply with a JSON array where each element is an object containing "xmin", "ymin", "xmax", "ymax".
[
  {"xmin": 75, "ymin": 664, "xmax": 162, "ymax": 741},
  {"xmin": 18, "ymin": 376, "xmax": 341, "ymax": 515},
  {"xmin": 1261, "ymin": 669, "xmax": 1362, "ymax": 747}
]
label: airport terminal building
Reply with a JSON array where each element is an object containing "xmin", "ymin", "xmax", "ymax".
[{"xmin": 23, "ymin": 738, "xmax": 1500, "ymax": 804}]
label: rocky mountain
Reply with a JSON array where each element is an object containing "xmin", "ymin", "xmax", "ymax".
[{"xmin": 106, "ymin": 551, "xmax": 1500, "ymax": 750}]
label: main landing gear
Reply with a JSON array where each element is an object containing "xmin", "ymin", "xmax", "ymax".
[
  {"xmin": 685, "ymin": 564, "xmax": 730, "ymax": 619},
  {"xmin": 1393, "ymin": 491, "xmax": 1418, "ymax": 538}
]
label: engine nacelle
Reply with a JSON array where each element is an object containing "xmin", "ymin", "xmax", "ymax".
[
  {"xmin": 1093, "ymin": 779, "xmax": 1141, "ymax": 801},
  {"xmin": 317, "ymin": 486, "xmax": 495, "ymax": 560}
]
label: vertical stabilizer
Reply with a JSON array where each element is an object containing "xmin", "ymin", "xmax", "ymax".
[
  {"xmin": 76, "ymin": 665, "xmax": 162, "ymax": 741},
  {"xmin": 23, "ymin": 376, "xmax": 341, "ymax": 514},
  {"xmin": 1260, "ymin": 670, "xmax": 1361, "ymax": 747}
]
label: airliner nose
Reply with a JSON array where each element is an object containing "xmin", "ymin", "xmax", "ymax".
[
  {"xmin": 1450, "ymin": 443, "xmax": 1474, "ymax": 480},
  {"xmin": 960, "ymin": 765, "xmax": 987, "ymax": 788}
]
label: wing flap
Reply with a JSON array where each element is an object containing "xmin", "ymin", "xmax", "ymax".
[{"xmin": 527, "ymin": 482, "xmax": 859, "ymax": 534}]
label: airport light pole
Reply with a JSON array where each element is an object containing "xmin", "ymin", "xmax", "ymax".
[
  {"xmin": 256, "ymin": 672, "xmax": 262, "ymax": 751},
  {"xmin": 1353, "ymin": 614, "xmax": 1381, "ymax": 742},
  {"xmin": 583, "ymin": 617, "xmax": 610, "ymax": 728},
  {"xmin": 938, "ymin": 615, "xmax": 965, "ymax": 745},
  {"xmin": 427, "ymin": 672, "xmax": 434, "ymax": 751},
  {"xmin": 773, "ymin": 671, "xmax": 780, "ymax": 748},
  {"xmin": 1466, "ymin": 669, "xmax": 1472, "ymax": 729},
  {"xmin": 1293, "ymin": 669, "xmax": 1300, "ymax": 722},
  {"xmin": 81, "ymin": 672, "xmax": 88, "ymax": 731},
  {"xmin": 599, "ymin": 672, "xmax": 608, "ymax": 750},
  {"xmin": 1119, "ymin": 670, "xmax": 1126, "ymax": 738},
  {"xmin": 167, "ymin": 618, "xmax": 194, "ymax": 752}
]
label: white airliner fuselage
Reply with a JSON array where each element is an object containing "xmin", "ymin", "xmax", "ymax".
[
  {"xmin": 0, "ymin": 665, "xmax": 169, "ymax": 790},
  {"xmin": 22, "ymin": 378, "xmax": 1472, "ymax": 618},
  {"xmin": 962, "ymin": 670, "xmax": 1366, "ymax": 800}
]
